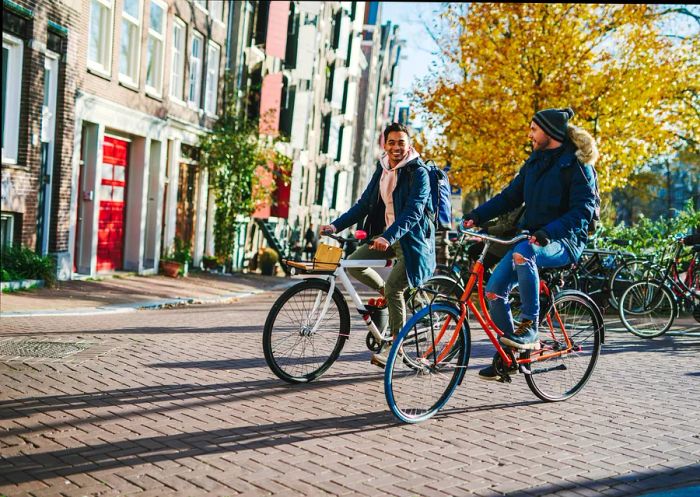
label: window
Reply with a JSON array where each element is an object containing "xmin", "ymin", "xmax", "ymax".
[
  {"xmin": 2, "ymin": 34, "xmax": 23, "ymax": 164},
  {"xmin": 1, "ymin": 213, "xmax": 15, "ymax": 247},
  {"xmin": 188, "ymin": 32, "xmax": 203, "ymax": 108},
  {"xmin": 170, "ymin": 17, "xmax": 186, "ymax": 101},
  {"xmin": 145, "ymin": 0, "xmax": 166, "ymax": 95},
  {"xmin": 88, "ymin": 0, "xmax": 114, "ymax": 74},
  {"xmin": 119, "ymin": 0, "xmax": 141, "ymax": 85},
  {"xmin": 204, "ymin": 41, "xmax": 220, "ymax": 115},
  {"xmin": 208, "ymin": 1, "xmax": 224, "ymax": 22}
]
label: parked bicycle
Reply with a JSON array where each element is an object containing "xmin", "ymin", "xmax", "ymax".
[
  {"xmin": 262, "ymin": 231, "xmax": 460, "ymax": 383},
  {"xmin": 383, "ymin": 229, "xmax": 605, "ymax": 424},
  {"xmin": 618, "ymin": 235, "xmax": 700, "ymax": 338},
  {"xmin": 570, "ymin": 244, "xmax": 635, "ymax": 310}
]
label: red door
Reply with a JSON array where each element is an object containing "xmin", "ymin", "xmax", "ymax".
[{"xmin": 97, "ymin": 137, "xmax": 128, "ymax": 272}]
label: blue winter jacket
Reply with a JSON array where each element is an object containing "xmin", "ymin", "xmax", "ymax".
[
  {"xmin": 331, "ymin": 158, "xmax": 436, "ymax": 288},
  {"xmin": 471, "ymin": 142, "xmax": 597, "ymax": 263}
]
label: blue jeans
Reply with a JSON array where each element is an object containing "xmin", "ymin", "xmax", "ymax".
[{"xmin": 485, "ymin": 240, "xmax": 572, "ymax": 336}]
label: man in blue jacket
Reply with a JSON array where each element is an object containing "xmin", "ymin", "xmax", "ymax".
[
  {"xmin": 320, "ymin": 123, "xmax": 436, "ymax": 367},
  {"xmin": 463, "ymin": 108, "xmax": 599, "ymax": 380}
]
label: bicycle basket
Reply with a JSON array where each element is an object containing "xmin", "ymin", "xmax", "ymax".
[{"xmin": 313, "ymin": 243, "xmax": 343, "ymax": 270}]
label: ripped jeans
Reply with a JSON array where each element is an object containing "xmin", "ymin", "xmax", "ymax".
[{"xmin": 485, "ymin": 240, "xmax": 572, "ymax": 336}]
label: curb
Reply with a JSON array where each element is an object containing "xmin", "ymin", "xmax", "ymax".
[{"xmin": 0, "ymin": 281, "xmax": 296, "ymax": 318}]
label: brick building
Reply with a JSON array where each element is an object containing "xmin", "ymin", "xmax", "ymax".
[{"xmin": 2, "ymin": 0, "xmax": 79, "ymax": 279}]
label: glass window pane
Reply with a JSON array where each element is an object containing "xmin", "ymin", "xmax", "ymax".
[
  {"xmin": 124, "ymin": 0, "xmax": 139, "ymax": 19},
  {"xmin": 89, "ymin": 1, "xmax": 104, "ymax": 63},
  {"xmin": 150, "ymin": 1, "xmax": 164, "ymax": 33}
]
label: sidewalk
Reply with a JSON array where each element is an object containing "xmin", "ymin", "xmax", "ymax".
[{"xmin": 0, "ymin": 271, "xmax": 296, "ymax": 317}]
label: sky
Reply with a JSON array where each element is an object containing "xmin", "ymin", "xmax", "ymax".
[{"xmin": 379, "ymin": 2, "xmax": 442, "ymax": 112}]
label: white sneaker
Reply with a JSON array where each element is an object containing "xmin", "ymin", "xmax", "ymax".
[
  {"xmin": 371, "ymin": 344, "xmax": 404, "ymax": 369},
  {"xmin": 370, "ymin": 346, "xmax": 391, "ymax": 368}
]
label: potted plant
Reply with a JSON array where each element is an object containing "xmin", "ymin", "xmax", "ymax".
[
  {"xmin": 160, "ymin": 237, "xmax": 192, "ymax": 278},
  {"xmin": 202, "ymin": 255, "xmax": 219, "ymax": 271},
  {"xmin": 259, "ymin": 247, "xmax": 279, "ymax": 276}
]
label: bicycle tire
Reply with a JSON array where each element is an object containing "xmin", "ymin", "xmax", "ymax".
[
  {"xmin": 608, "ymin": 258, "xmax": 662, "ymax": 310},
  {"xmin": 618, "ymin": 280, "xmax": 676, "ymax": 338},
  {"xmin": 526, "ymin": 290, "xmax": 603, "ymax": 402},
  {"xmin": 384, "ymin": 303, "xmax": 470, "ymax": 423},
  {"xmin": 262, "ymin": 278, "xmax": 350, "ymax": 383}
]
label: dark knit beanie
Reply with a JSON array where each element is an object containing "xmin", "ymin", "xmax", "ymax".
[{"xmin": 532, "ymin": 107, "xmax": 575, "ymax": 142}]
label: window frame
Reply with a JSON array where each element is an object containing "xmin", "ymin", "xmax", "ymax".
[
  {"xmin": 170, "ymin": 16, "xmax": 186, "ymax": 103},
  {"xmin": 145, "ymin": 0, "xmax": 167, "ymax": 97},
  {"xmin": 204, "ymin": 40, "xmax": 220, "ymax": 116},
  {"xmin": 187, "ymin": 31, "xmax": 204, "ymax": 110},
  {"xmin": 208, "ymin": 0, "xmax": 224, "ymax": 24},
  {"xmin": 1, "ymin": 212, "xmax": 15, "ymax": 248},
  {"xmin": 118, "ymin": 0, "xmax": 142, "ymax": 87},
  {"xmin": 2, "ymin": 33, "xmax": 24, "ymax": 165},
  {"xmin": 87, "ymin": 0, "xmax": 115, "ymax": 76}
]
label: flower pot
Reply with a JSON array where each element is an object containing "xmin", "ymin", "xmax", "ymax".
[
  {"xmin": 260, "ymin": 262, "xmax": 276, "ymax": 276},
  {"xmin": 161, "ymin": 260, "xmax": 182, "ymax": 278}
]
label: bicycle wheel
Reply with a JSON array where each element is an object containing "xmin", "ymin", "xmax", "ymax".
[
  {"xmin": 526, "ymin": 291, "xmax": 602, "ymax": 402},
  {"xmin": 409, "ymin": 275, "xmax": 464, "ymax": 309},
  {"xmin": 385, "ymin": 303, "xmax": 470, "ymax": 423},
  {"xmin": 608, "ymin": 258, "xmax": 661, "ymax": 310},
  {"xmin": 263, "ymin": 278, "xmax": 350, "ymax": 383},
  {"xmin": 618, "ymin": 280, "xmax": 676, "ymax": 338}
]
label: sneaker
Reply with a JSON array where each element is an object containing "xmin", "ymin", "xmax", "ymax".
[
  {"xmin": 478, "ymin": 365, "xmax": 499, "ymax": 381},
  {"xmin": 370, "ymin": 343, "xmax": 402, "ymax": 368},
  {"xmin": 370, "ymin": 345, "xmax": 391, "ymax": 368},
  {"xmin": 500, "ymin": 319, "xmax": 540, "ymax": 350}
]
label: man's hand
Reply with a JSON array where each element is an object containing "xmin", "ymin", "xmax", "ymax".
[
  {"xmin": 319, "ymin": 224, "xmax": 336, "ymax": 236},
  {"xmin": 462, "ymin": 213, "xmax": 477, "ymax": 229},
  {"xmin": 529, "ymin": 230, "xmax": 550, "ymax": 247},
  {"xmin": 370, "ymin": 237, "xmax": 390, "ymax": 251}
]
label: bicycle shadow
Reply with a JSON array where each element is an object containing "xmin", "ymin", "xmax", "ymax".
[{"xmin": 0, "ymin": 410, "xmax": 400, "ymax": 485}]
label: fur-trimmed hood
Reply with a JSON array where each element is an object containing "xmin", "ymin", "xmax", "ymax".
[{"xmin": 568, "ymin": 124, "xmax": 599, "ymax": 166}]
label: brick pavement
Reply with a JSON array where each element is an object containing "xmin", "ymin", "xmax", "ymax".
[{"xmin": 1, "ymin": 291, "xmax": 699, "ymax": 497}]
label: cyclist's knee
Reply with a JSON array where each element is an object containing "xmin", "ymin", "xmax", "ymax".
[{"xmin": 513, "ymin": 252, "xmax": 527, "ymax": 265}]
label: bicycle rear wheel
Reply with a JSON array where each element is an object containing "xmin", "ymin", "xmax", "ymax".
[
  {"xmin": 262, "ymin": 279, "xmax": 350, "ymax": 383},
  {"xmin": 526, "ymin": 291, "xmax": 602, "ymax": 402},
  {"xmin": 608, "ymin": 258, "xmax": 661, "ymax": 310},
  {"xmin": 385, "ymin": 303, "xmax": 470, "ymax": 423},
  {"xmin": 618, "ymin": 280, "xmax": 676, "ymax": 338}
]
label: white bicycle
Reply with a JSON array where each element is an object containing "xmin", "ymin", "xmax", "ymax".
[{"xmin": 262, "ymin": 230, "xmax": 459, "ymax": 383}]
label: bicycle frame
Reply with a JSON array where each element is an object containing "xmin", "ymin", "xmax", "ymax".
[
  {"xmin": 426, "ymin": 231, "xmax": 577, "ymax": 370},
  {"xmin": 306, "ymin": 257, "xmax": 394, "ymax": 345}
]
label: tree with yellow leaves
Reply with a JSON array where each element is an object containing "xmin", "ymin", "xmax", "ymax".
[{"xmin": 417, "ymin": 4, "xmax": 700, "ymax": 209}]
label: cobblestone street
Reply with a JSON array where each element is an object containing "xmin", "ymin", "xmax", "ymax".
[{"xmin": 1, "ymin": 291, "xmax": 699, "ymax": 497}]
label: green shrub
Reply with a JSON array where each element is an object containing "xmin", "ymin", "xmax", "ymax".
[
  {"xmin": 597, "ymin": 200, "xmax": 700, "ymax": 258},
  {"xmin": 0, "ymin": 245, "xmax": 56, "ymax": 287},
  {"xmin": 259, "ymin": 247, "xmax": 278, "ymax": 275}
]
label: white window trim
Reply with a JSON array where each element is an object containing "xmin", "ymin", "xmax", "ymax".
[
  {"xmin": 2, "ymin": 33, "xmax": 24, "ymax": 165},
  {"xmin": 208, "ymin": 1, "xmax": 225, "ymax": 25},
  {"xmin": 87, "ymin": 0, "xmax": 115, "ymax": 77},
  {"xmin": 145, "ymin": 0, "xmax": 167, "ymax": 97},
  {"xmin": 169, "ymin": 16, "xmax": 186, "ymax": 102},
  {"xmin": 194, "ymin": 0, "xmax": 207, "ymax": 14},
  {"xmin": 204, "ymin": 40, "xmax": 220, "ymax": 117},
  {"xmin": 187, "ymin": 31, "xmax": 204, "ymax": 110},
  {"xmin": 118, "ymin": 0, "xmax": 142, "ymax": 87},
  {"xmin": 1, "ymin": 213, "xmax": 15, "ymax": 247}
]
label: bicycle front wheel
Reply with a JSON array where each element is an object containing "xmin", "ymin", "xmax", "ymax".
[
  {"xmin": 608, "ymin": 258, "xmax": 661, "ymax": 310},
  {"xmin": 526, "ymin": 291, "xmax": 603, "ymax": 402},
  {"xmin": 385, "ymin": 303, "xmax": 470, "ymax": 423},
  {"xmin": 618, "ymin": 280, "xmax": 676, "ymax": 338},
  {"xmin": 262, "ymin": 279, "xmax": 350, "ymax": 383}
]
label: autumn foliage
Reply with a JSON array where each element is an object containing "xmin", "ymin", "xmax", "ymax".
[{"xmin": 417, "ymin": 4, "xmax": 700, "ymax": 200}]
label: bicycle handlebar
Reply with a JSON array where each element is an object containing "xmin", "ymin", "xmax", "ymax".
[{"xmin": 459, "ymin": 227, "xmax": 530, "ymax": 246}]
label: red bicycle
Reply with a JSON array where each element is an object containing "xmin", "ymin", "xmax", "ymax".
[{"xmin": 384, "ymin": 229, "xmax": 605, "ymax": 423}]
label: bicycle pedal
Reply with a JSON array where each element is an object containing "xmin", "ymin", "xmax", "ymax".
[{"xmin": 496, "ymin": 374, "xmax": 512, "ymax": 384}]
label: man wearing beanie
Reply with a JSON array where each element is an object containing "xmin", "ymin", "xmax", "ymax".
[{"xmin": 463, "ymin": 107, "xmax": 599, "ymax": 379}]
